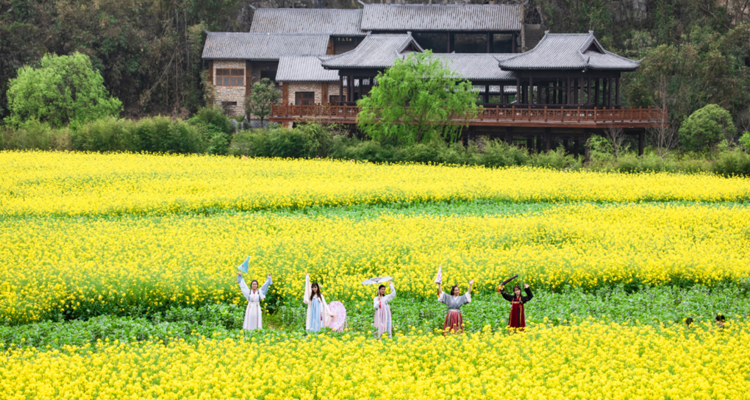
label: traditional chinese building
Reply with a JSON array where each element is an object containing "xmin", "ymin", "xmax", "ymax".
[{"xmin": 202, "ymin": 3, "xmax": 664, "ymax": 156}]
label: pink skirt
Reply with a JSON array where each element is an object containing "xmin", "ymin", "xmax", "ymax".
[{"xmin": 443, "ymin": 310, "xmax": 464, "ymax": 334}]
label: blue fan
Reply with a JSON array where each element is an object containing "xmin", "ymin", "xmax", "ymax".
[{"xmin": 237, "ymin": 256, "xmax": 250, "ymax": 273}]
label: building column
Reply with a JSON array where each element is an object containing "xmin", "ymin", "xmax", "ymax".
[
  {"xmin": 544, "ymin": 128, "xmax": 551, "ymax": 152},
  {"xmin": 339, "ymin": 76, "xmax": 343, "ymax": 105},
  {"xmin": 322, "ymin": 83, "xmax": 328, "ymax": 105},
  {"xmin": 512, "ymin": 32, "xmax": 517, "ymax": 53},
  {"xmin": 584, "ymin": 129, "xmax": 592, "ymax": 164},
  {"xmin": 615, "ymin": 77, "xmax": 621, "ymax": 107},
  {"xmin": 529, "ymin": 76, "xmax": 534, "ymax": 105}
]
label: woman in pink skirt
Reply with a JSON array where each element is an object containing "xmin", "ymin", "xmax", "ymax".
[{"xmin": 436, "ymin": 279, "xmax": 474, "ymax": 334}]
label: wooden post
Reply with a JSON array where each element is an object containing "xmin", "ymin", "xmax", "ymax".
[
  {"xmin": 529, "ymin": 76, "xmax": 534, "ymax": 105},
  {"xmin": 506, "ymin": 127, "xmax": 512, "ymax": 144},
  {"xmin": 208, "ymin": 61, "xmax": 214, "ymax": 96},
  {"xmin": 579, "ymin": 78, "xmax": 584, "ymax": 105},
  {"xmin": 527, "ymin": 135, "xmax": 534, "ymax": 152},
  {"xmin": 339, "ymin": 76, "xmax": 343, "ymax": 105},
  {"xmin": 487, "ymin": 32, "xmax": 492, "ymax": 53},
  {"xmin": 593, "ymin": 79, "xmax": 599, "ymax": 107},
  {"xmin": 566, "ymin": 77, "xmax": 572, "ymax": 105},
  {"xmin": 448, "ymin": 33, "xmax": 455, "ymax": 53},
  {"xmin": 638, "ymin": 129, "xmax": 645, "ymax": 156},
  {"xmin": 544, "ymin": 128, "xmax": 551, "ymax": 152},
  {"xmin": 516, "ymin": 77, "xmax": 520, "ymax": 105},
  {"xmin": 322, "ymin": 83, "xmax": 328, "ymax": 105},
  {"xmin": 245, "ymin": 61, "xmax": 251, "ymax": 98},
  {"xmin": 512, "ymin": 32, "xmax": 517, "ymax": 53},
  {"xmin": 282, "ymin": 83, "xmax": 289, "ymax": 105},
  {"xmin": 584, "ymin": 129, "xmax": 591, "ymax": 164},
  {"xmin": 586, "ymin": 77, "xmax": 591, "ymax": 106}
]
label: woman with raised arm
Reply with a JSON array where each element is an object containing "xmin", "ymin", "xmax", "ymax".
[
  {"xmin": 436, "ymin": 279, "xmax": 474, "ymax": 334},
  {"xmin": 237, "ymin": 273, "xmax": 272, "ymax": 331},
  {"xmin": 373, "ymin": 282, "xmax": 396, "ymax": 338},
  {"xmin": 498, "ymin": 283, "xmax": 533, "ymax": 330},
  {"xmin": 303, "ymin": 273, "xmax": 335, "ymax": 332}
]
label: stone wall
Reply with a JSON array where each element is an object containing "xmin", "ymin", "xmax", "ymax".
[
  {"xmin": 284, "ymin": 81, "xmax": 343, "ymax": 105},
  {"xmin": 213, "ymin": 60, "xmax": 246, "ymax": 116}
]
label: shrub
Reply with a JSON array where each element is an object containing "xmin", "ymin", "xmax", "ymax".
[
  {"xmin": 71, "ymin": 117, "xmax": 139, "ymax": 152},
  {"xmin": 188, "ymin": 106, "xmax": 234, "ymax": 155},
  {"xmin": 713, "ymin": 148, "xmax": 750, "ymax": 176},
  {"xmin": 679, "ymin": 104, "xmax": 735, "ymax": 152},
  {"xmin": 530, "ymin": 146, "xmax": 579, "ymax": 170},
  {"xmin": 0, "ymin": 119, "xmax": 71, "ymax": 150},
  {"xmin": 135, "ymin": 116, "xmax": 206, "ymax": 154}
]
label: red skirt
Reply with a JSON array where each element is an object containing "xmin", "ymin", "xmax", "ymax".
[
  {"xmin": 443, "ymin": 310, "xmax": 464, "ymax": 334},
  {"xmin": 509, "ymin": 302, "xmax": 526, "ymax": 330}
]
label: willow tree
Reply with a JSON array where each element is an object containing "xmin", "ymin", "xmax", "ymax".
[{"xmin": 357, "ymin": 51, "xmax": 479, "ymax": 145}]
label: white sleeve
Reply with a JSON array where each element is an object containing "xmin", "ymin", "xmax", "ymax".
[
  {"xmin": 437, "ymin": 291, "xmax": 446, "ymax": 304},
  {"xmin": 464, "ymin": 292, "xmax": 471, "ymax": 303},
  {"xmin": 303, "ymin": 275, "xmax": 311, "ymax": 305},
  {"xmin": 239, "ymin": 278, "xmax": 252, "ymax": 301},
  {"xmin": 373, "ymin": 297, "xmax": 380, "ymax": 310},
  {"xmin": 260, "ymin": 277, "xmax": 272, "ymax": 297},
  {"xmin": 384, "ymin": 283, "xmax": 396, "ymax": 303}
]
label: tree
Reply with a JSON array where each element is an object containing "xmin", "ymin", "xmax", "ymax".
[
  {"xmin": 5, "ymin": 53, "xmax": 122, "ymax": 128},
  {"xmin": 357, "ymin": 51, "xmax": 479, "ymax": 145},
  {"xmin": 679, "ymin": 104, "xmax": 736, "ymax": 152},
  {"xmin": 647, "ymin": 75, "xmax": 680, "ymax": 160},
  {"xmin": 245, "ymin": 78, "xmax": 281, "ymax": 127},
  {"xmin": 603, "ymin": 126, "xmax": 627, "ymax": 160}
]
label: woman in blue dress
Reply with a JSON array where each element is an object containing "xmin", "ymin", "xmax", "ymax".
[{"xmin": 304, "ymin": 273, "xmax": 334, "ymax": 332}]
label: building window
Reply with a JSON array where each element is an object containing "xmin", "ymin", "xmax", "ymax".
[
  {"xmin": 329, "ymin": 95, "xmax": 347, "ymax": 104},
  {"xmin": 295, "ymin": 92, "xmax": 315, "ymax": 105},
  {"xmin": 216, "ymin": 69, "xmax": 244, "ymax": 86}
]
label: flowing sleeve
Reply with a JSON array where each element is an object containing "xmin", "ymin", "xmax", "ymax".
[
  {"xmin": 500, "ymin": 292, "xmax": 514, "ymax": 302},
  {"xmin": 259, "ymin": 277, "xmax": 272, "ymax": 297},
  {"xmin": 437, "ymin": 291, "xmax": 446, "ymax": 304},
  {"xmin": 321, "ymin": 295, "xmax": 334, "ymax": 328},
  {"xmin": 463, "ymin": 292, "xmax": 471, "ymax": 304},
  {"xmin": 373, "ymin": 296, "xmax": 380, "ymax": 310},
  {"xmin": 303, "ymin": 275, "xmax": 311, "ymax": 305},
  {"xmin": 238, "ymin": 277, "xmax": 252, "ymax": 301},
  {"xmin": 522, "ymin": 288, "xmax": 533, "ymax": 303},
  {"xmin": 384, "ymin": 283, "xmax": 396, "ymax": 303}
]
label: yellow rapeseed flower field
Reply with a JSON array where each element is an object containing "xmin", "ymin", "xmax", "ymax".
[
  {"xmin": 2, "ymin": 203, "xmax": 749, "ymax": 323},
  {"xmin": 2, "ymin": 151, "xmax": 750, "ymax": 217},
  {"xmin": 1, "ymin": 322, "xmax": 747, "ymax": 399}
]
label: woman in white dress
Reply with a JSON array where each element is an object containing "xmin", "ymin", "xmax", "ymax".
[
  {"xmin": 303, "ymin": 273, "xmax": 335, "ymax": 332},
  {"xmin": 373, "ymin": 282, "xmax": 396, "ymax": 338},
  {"xmin": 237, "ymin": 273, "xmax": 272, "ymax": 331}
]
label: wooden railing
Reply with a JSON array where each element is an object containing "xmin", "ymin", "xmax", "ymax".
[{"xmin": 270, "ymin": 105, "xmax": 667, "ymax": 127}]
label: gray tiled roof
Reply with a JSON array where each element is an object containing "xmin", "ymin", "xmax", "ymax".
[
  {"xmin": 202, "ymin": 32, "xmax": 330, "ymax": 60},
  {"xmin": 361, "ymin": 4, "xmax": 522, "ymax": 32},
  {"xmin": 497, "ymin": 31, "xmax": 640, "ymax": 70},
  {"xmin": 321, "ymin": 34, "xmax": 424, "ymax": 69},
  {"xmin": 276, "ymin": 56, "xmax": 340, "ymax": 82},
  {"xmin": 249, "ymin": 9, "xmax": 365, "ymax": 36},
  {"xmin": 435, "ymin": 54, "xmax": 516, "ymax": 81}
]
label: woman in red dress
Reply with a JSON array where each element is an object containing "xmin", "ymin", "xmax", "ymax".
[{"xmin": 499, "ymin": 283, "xmax": 533, "ymax": 330}]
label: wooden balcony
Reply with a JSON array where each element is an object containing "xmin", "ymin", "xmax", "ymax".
[{"xmin": 270, "ymin": 105, "xmax": 667, "ymax": 129}]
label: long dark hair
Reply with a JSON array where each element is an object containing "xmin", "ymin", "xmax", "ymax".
[
  {"xmin": 309, "ymin": 282, "xmax": 322, "ymax": 301},
  {"xmin": 250, "ymin": 280, "xmax": 259, "ymax": 290},
  {"xmin": 513, "ymin": 285, "xmax": 522, "ymax": 298},
  {"xmin": 378, "ymin": 284, "xmax": 386, "ymax": 295},
  {"xmin": 451, "ymin": 285, "xmax": 459, "ymax": 296}
]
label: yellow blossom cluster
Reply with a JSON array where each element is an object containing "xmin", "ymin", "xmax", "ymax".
[
  {"xmin": 2, "ymin": 203, "xmax": 749, "ymax": 323},
  {"xmin": 1, "ymin": 321, "xmax": 748, "ymax": 399},
  {"xmin": 2, "ymin": 151, "xmax": 750, "ymax": 217}
]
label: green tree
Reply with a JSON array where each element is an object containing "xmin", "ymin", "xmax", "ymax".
[
  {"xmin": 245, "ymin": 78, "xmax": 281, "ymax": 127},
  {"xmin": 357, "ymin": 51, "xmax": 479, "ymax": 145},
  {"xmin": 679, "ymin": 104, "xmax": 736, "ymax": 152},
  {"xmin": 5, "ymin": 53, "xmax": 122, "ymax": 128}
]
